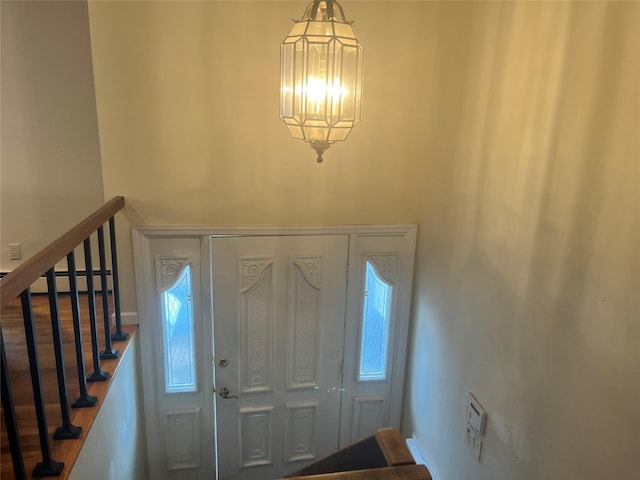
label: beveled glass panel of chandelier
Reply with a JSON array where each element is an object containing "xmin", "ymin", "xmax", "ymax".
[{"xmin": 280, "ymin": 0, "xmax": 364, "ymax": 163}]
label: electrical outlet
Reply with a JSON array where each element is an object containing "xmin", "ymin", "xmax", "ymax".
[
  {"xmin": 465, "ymin": 423, "xmax": 482, "ymax": 461},
  {"xmin": 9, "ymin": 243, "xmax": 21, "ymax": 260}
]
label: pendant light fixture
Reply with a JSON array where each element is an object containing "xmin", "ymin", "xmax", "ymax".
[{"xmin": 280, "ymin": 0, "xmax": 364, "ymax": 163}]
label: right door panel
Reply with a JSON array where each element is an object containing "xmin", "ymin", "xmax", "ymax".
[{"xmin": 340, "ymin": 231, "xmax": 417, "ymax": 446}]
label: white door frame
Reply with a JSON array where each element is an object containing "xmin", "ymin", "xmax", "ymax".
[{"xmin": 132, "ymin": 225, "xmax": 417, "ymax": 479}]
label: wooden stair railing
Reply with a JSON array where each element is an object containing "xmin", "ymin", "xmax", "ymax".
[
  {"xmin": 0, "ymin": 196, "xmax": 127, "ymax": 479},
  {"xmin": 283, "ymin": 428, "xmax": 432, "ymax": 480}
]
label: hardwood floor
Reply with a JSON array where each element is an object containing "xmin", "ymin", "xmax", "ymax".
[{"xmin": 1, "ymin": 292, "xmax": 137, "ymax": 479}]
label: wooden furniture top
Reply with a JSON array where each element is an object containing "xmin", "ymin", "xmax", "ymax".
[
  {"xmin": 284, "ymin": 427, "xmax": 431, "ymax": 479},
  {"xmin": 374, "ymin": 428, "xmax": 416, "ymax": 467},
  {"xmin": 0, "ymin": 196, "xmax": 125, "ymax": 308},
  {"xmin": 284, "ymin": 464, "xmax": 432, "ymax": 480}
]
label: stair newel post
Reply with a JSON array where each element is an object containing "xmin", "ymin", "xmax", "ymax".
[
  {"xmin": 20, "ymin": 288, "xmax": 65, "ymax": 477},
  {"xmin": 45, "ymin": 268, "xmax": 82, "ymax": 439},
  {"xmin": 97, "ymin": 226, "xmax": 118, "ymax": 359},
  {"xmin": 1, "ymin": 326, "xmax": 27, "ymax": 480},
  {"xmin": 66, "ymin": 251, "xmax": 97, "ymax": 408},
  {"xmin": 108, "ymin": 216, "xmax": 128, "ymax": 341},
  {"xmin": 83, "ymin": 237, "xmax": 109, "ymax": 383}
]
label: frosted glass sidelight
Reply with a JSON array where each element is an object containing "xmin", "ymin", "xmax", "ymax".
[
  {"xmin": 161, "ymin": 264, "xmax": 196, "ymax": 393},
  {"xmin": 359, "ymin": 260, "xmax": 392, "ymax": 381}
]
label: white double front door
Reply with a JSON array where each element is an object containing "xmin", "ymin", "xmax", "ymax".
[
  {"xmin": 212, "ymin": 235, "xmax": 348, "ymax": 480},
  {"xmin": 134, "ymin": 227, "xmax": 416, "ymax": 480}
]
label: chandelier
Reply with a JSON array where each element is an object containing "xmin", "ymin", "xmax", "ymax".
[{"xmin": 280, "ymin": 0, "xmax": 364, "ymax": 163}]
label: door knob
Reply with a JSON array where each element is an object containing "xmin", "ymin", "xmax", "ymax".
[
  {"xmin": 218, "ymin": 387, "xmax": 239, "ymax": 399},
  {"xmin": 218, "ymin": 358, "xmax": 229, "ymax": 367}
]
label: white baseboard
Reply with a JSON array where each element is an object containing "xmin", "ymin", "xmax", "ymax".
[
  {"xmin": 406, "ymin": 436, "xmax": 439, "ymax": 480},
  {"xmin": 111, "ymin": 311, "xmax": 138, "ymax": 325},
  {"xmin": 27, "ymin": 275, "xmax": 106, "ymax": 294}
]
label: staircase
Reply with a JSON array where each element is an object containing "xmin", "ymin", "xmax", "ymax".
[
  {"xmin": 0, "ymin": 197, "xmax": 132, "ymax": 479},
  {"xmin": 283, "ymin": 429, "xmax": 432, "ymax": 480}
]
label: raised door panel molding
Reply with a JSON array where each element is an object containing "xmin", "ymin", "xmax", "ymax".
[
  {"xmin": 164, "ymin": 408, "xmax": 202, "ymax": 471},
  {"xmin": 289, "ymin": 256, "xmax": 323, "ymax": 389},
  {"xmin": 240, "ymin": 257, "xmax": 273, "ymax": 292},
  {"xmin": 351, "ymin": 395, "xmax": 388, "ymax": 442},
  {"xmin": 364, "ymin": 254, "xmax": 398, "ymax": 285},
  {"xmin": 292, "ymin": 255, "xmax": 323, "ymax": 289},
  {"xmin": 240, "ymin": 257, "xmax": 274, "ymax": 393},
  {"xmin": 285, "ymin": 403, "xmax": 318, "ymax": 463},
  {"xmin": 155, "ymin": 256, "xmax": 190, "ymax": 292},
  {"xmin": 240, "ymin": 407, "xmax": 274, "ymax": 468}
]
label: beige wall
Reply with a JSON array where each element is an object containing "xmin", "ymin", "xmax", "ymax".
[
  {"xmin": 88, "ymin": 0, "xmax": 426, "ymax": 226},
  {"xmin": 87, "ymin": 0, "xmax": 429, "ymax": 312},
  {"xmin": 0, "ymin": 0, "xmax": 105, "ymax": 273},
  {"xmin": 405, "ymin": 1, "xmax": 640, "ymax": 479},
  {"xmin": 89, "ymin": 2, "xmax": 639, "ymax": 478}
]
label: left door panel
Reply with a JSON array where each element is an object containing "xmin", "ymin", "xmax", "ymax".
[{"xmin": 138, "ymin": 237, "xmax": 215, "ymax": 480}]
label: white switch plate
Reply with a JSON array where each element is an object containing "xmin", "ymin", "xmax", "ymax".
[
  {"xmin": 465, "ymin": 422, "xmax": 482, "ymax": 460},
  {"xmin": 9, "ymin": 243, "xmax": 21, "ymax": 260},
  {"xmin": 466, "ymin": 393, "xmax": 487, "ymax": 436}
]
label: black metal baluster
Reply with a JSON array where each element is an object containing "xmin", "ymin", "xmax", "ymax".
[
  {"xmin": 97, "ymin": 226, "xmax": 118, "ymax": 359},
  {"xmin": 108, "ymin": 216, "xmax": 128, "ymax": 341},
  {"xmin": 45, "ymin": 268, "xmax": 82, "ymax": 439},
  {"xmin": 67, "ymin": 251, "xmax": 97, "ymax": 408},
  {"xmin": 1, "ymin": 326, "xmax": 27, "ymax": 480},
  {"xmin": 84, "ymin": 237, "xmax": 109, "ymax": 383},
  {"xmin": 20, "ymin": 289, "xmax": 64, "ymax": 477}
]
